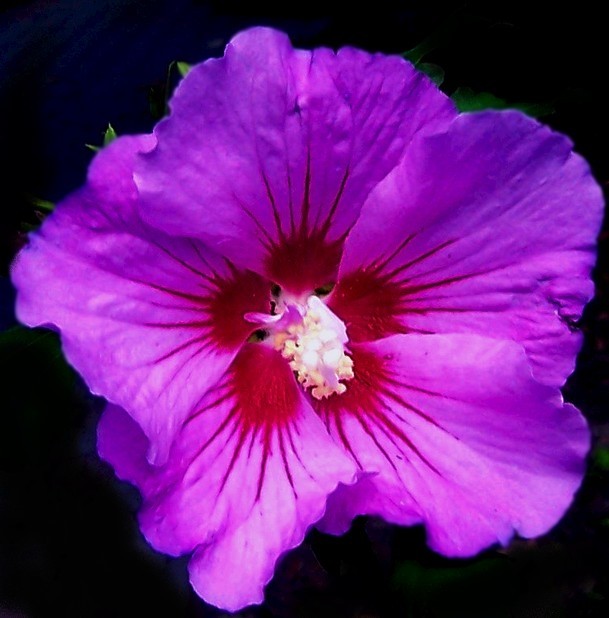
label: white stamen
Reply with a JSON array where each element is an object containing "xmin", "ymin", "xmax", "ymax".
[
  {"xmin": 322, "ymin": 348, "xmax": 342, "ymax": 367},
  {"xmin": 318, "ymin": 328, "xmax": 337, "ymax": 343},
  {"xmin": 301, "ymin": 349, "xmax": 320, "ymax": 368},
  {"xmin": 270, "ymin": 295, "xmax": 354, "ymax": 399}
]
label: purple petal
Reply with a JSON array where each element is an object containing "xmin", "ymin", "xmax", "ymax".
[
  {"xmin": 136, "ymin": 27, "xmax": 455, "ymax": 294},
  {"xmin": 12, "ymin": 135, "xmax": 269, "ymax": 464},
  {"xmin": 315, "ymin": 334, "xmax": 589, "ymax": 554},
  {"xmin": 331, "ymin": 110, "xmax": 603, "ymax": 386},
  {"xmin": 98, "ymin": 343, "xmax": 357, "ymax": 610}
]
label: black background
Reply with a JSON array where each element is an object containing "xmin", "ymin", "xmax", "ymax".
[{"xmin": 1, "ymin": 1, "xmax": 608, "ymax": 616}]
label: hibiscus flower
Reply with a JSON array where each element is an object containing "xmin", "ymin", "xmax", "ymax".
[{"xmin": 11, "ymin": 27, "xmax": 603, "ymax": 611}]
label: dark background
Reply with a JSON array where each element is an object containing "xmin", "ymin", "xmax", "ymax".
[{"xmin": 1, "ymin": 1, "xmax": 608, "ymax": 616}]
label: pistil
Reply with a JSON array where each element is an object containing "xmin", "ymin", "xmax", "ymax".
[{"xmin": 273, "ymin": 296, "xmax": 354, "ymax": 399}]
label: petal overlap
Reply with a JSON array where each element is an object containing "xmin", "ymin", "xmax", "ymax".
[
  {"xmin": 10, "ymin": 26, "xmax": 601, "ymax": 612},
  {"xmin": 98, "ymin": 343, "xmax": 357, "ymax": 610},
  {"xmin": 331, "ymin": 111, "xmax": 603, "ymax": 386},
  {"xmin": 136, "ymin": 27, "xmax": 455, "ymax": 294},
  {"xmin": 12, "ymin": 136, "xmax": 269, "ymax": 463},
  {"xmin": 316, "ymin": 334, "xmax": 590, "ymax": 554}
]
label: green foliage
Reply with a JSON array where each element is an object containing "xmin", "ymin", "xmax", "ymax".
[
  {"xmin": 102, "ymin": 123, "xmax": 117, "ymax": 146},
  {"xmin": 403, "ymin": 40, "xmax": 436, "ymax": 66},
  {"xmin": 20, "ymin": 196, "xmax": 55, "ymax": 231},
  {"xmin": 452, "ymin": 87, "xmax": 555, "ymax": 118},
  {"xmin": 29, "ymin": 196, "xmax": 54, "ymax": 213},
  {"xmin": 416, "ymin": 62, "xmax": 445, "ymax": 86},
  {"xmin": 403, "ymin": 15, "xmax": 554, "ymax": 119},
  {"xmin": 592, "ymin": 446, "xmax": 609, "ymax": 472},
  {"xmin": 149, "ymin": 60, "xmax": 190, "ymax": 120},
  {"xmin": 403, "ymin": 33, "xmax": 445, "ymax": 86},
  {"xmin": 176, "ymin": 61, "xmax": 191, "ymax": 78},
  {"xmin": 86, "ymin": 123, "xmax": 118, "ymax": 152}
]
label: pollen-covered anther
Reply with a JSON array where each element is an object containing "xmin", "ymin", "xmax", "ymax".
[{"xmin": 274, "ymin": 296, "xmax": 354, "ymax": 399}]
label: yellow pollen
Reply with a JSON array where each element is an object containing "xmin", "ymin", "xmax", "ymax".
[{"xmin": 273, "ymin": 296, "xmax": 354, "ymax": 399}]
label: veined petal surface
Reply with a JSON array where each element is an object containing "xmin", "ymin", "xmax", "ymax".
[
  {"xmin": 98, "ymin": 343, "xmax": 357, "ymax": 610},
  {"xmin": 136, "ymin": 27, "xmax": 455, "ymax": 294},
  {"xmin": 12, "ymin": 136, "xmax": 268, "ymax": 463},
  {"xmin": 331, "ymin": 111, "xmax": 603, "ymax": 386},
  {"xmin": 316, "ymin": 334, "xmax": 589, "ymax": 555},
  {"xmin": 10, "ymin": 24, "xmax": 601, "ymax": 611}
]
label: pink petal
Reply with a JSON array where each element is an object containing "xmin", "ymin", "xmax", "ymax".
[
  {"xmin": 136, "ymin": 27, "xmax": 455, "ymax": 295},
  {"xmin": 331, "ymin": 111, "xmax": 603, "ymax": 386},
  {"xmin": 315, "ymin": 334, "xmax": 589, "ymax": 555},
  {"xmin": 12, "ymin": 135, "xmax": 269, "ymax": 464},
  {"xmin": 98, "ymin": 343, "xmax": 357, "ymax": 611}
]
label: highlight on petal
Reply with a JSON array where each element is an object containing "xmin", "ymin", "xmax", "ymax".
[
  {"xmin": 98, "ymin": 343, "xmax": 356, "ymax": 611},
  {"xmin": 10, "ymin": 24, "xmax": 601, "ymax": 612},
  {"xmin": 315, "ymin": 334, "xmax": 589, "ymax": 555},
  {"xmin": 11, "ymin": 135, "xmax": 269, "ymax": 464},
  {"xmin": 331, "ymin": 110, "xmax": 604, "ymax": 386},
  {"xmin": 136, "ymin": 27, "xmax": 455, "ymax": 294}
]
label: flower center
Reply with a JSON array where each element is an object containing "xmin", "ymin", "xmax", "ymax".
[
  {"xmin": 247, "ymin": 295, "xmax": 354, "ymax": 399},
  {"xmin": 274, "ymin": 296, "xmax": 354, "ymax": 399}
]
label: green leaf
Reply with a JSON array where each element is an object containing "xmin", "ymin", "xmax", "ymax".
[
  {"xmin": 29, "ymin": 196, "xmax": 54, "ymax": 213},
  {"xmin": 403, "ymin": 40, "xmax": 437, "ymax": 65},
  {"xmin": 592, "ymin": 446, "xmax": 609, "ymax": 472},
  {"xmin": 103, "ymin": 123, "xmax": 117, "ymax": 146},
  {"xmin": 150, "ymin": 60, "xmax": 192, "ymax": 120},
  {"xmin": 452, "ymin": 87, "xmax": 509, "ymax": 112},
  {"xmin": 417, "ymin": 62, "xmax": 445, "ymax": 86},
  {"xmin": 402, "ymin": 33, "xmax": 447, "ymax": 86},
  {"xmin": 86, "ymin": 123, "xmax": 118, "ymax": 152},
  {"xmin": 176, "ymin": 61, "xmax": 191, "ymax": 78},
  {"xmin": 512, "ymin": 101, "xmax": 556, "ymax": 118},
  {"xmin": 452, "ymin": 86, "xmax": 555, "ymax": 118},
  {"xmin": 148, "ymin": 84, "xmax": 166, "ymax": 120},
  {"xmin": 21, "ymin": 195, "xmax": 55, "ymax": 231}
]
